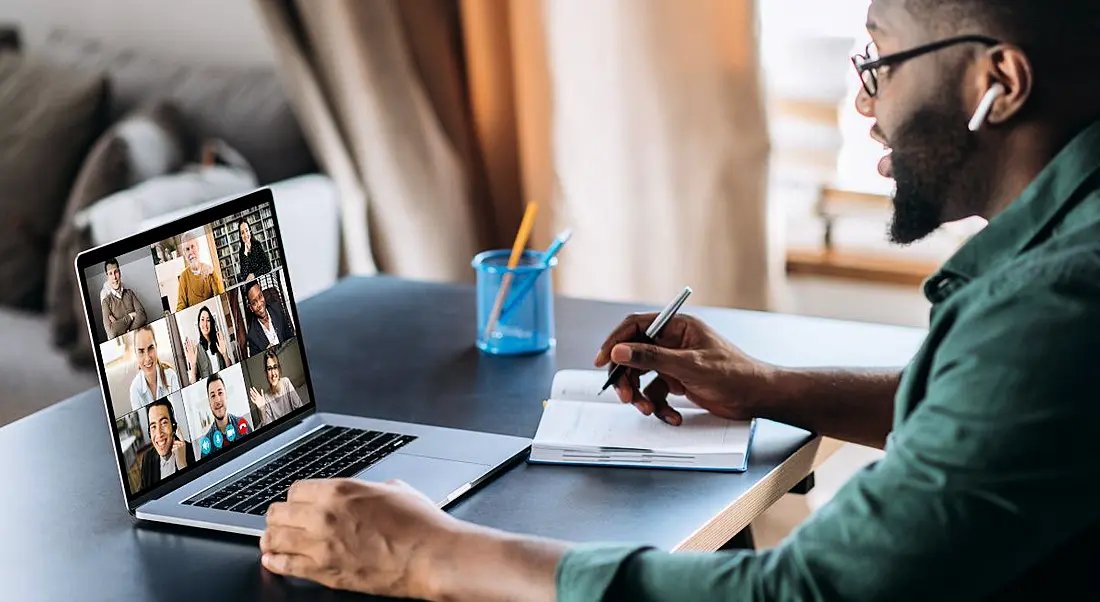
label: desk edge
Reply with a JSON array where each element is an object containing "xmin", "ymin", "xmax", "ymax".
[{"xmin": 672, "ymin": 436, "xmax": 822, "ymax": 552}]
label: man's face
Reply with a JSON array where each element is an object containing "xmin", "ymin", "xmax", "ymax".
[
  {"xmin": 247, "ymin": 285, "xmax": 268, "ymax": 320},
  {"xmin": 148, "ymin": 404, "xmax": 174, "ymax": 457},
  {"xmin": 106, "ymin": 264, "xmax": 121, "ymax": 291},
  {"xmin": 182, "ymin": 238, "xmax": 200, "ymax": 269},
  {"xmin": 860, "ymin": 1, "xmax": 989, "ymax": 244},
  {"xmin": 208, "ymin": 380, "xmax": 227, "ymax": 421}
]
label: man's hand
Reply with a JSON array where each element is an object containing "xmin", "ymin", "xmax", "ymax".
[
  {"xmin": 172, "ymin": 439, "xmax": 188, "ymax": 468},
  {"xmin": 246, "ymin": 273, "xmax": 256, "ymax": 281},
  {"xmin": 595, "ymin": 313, "xmax": 776, "ymax": 425},
  {"xmin": 261, "ymin": 479, "xmax": 461, "ymax": 599},
  {"xmin": 200, "ymin": 263, "xmax": 213, "ymax": 278}
]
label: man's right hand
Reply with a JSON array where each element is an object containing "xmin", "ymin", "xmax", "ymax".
[{"xmin": 595, "ymin": 314, "xmax": 776, "ymax": 425}]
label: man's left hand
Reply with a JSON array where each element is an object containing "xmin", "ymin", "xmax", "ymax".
[{"xmin": 261, "ymin": 478, "xmax": 459, "ymax": 598}]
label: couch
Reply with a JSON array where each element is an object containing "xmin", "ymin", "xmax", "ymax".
[{"xmin": 0, "ymin": 28, "xmax": 342, "ymax": 426}]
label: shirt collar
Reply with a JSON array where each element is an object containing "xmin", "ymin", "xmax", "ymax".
[
  {"xmin": 924, "ymin": 118, "xmax": 1100, "ymax": 304},
  {"xmin": 138, "ymin": 370, "xmax": 166, "ymax": 398}
]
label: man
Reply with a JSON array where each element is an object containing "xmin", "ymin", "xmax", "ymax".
[
  {"xmin": 138, "ymin": 399, "xmax": 195, "ymax": 491},
  {"xmin": 101, "ymin": 257, "xmax": 147, "ymax": 339},
  {"xmin": 244, "ymin": 280, "xmax": 294, "ymax": 356},
  {"xmin": 176, "ymin": 229, "xmax": 223, "ymax": 311},
  {"xmin": 199, "ymin": 374, "xmax": 247, "ymax": 457},
  {"xmin": 258, "ymin": 1, "xmax": 1100, "ymax": 599}
]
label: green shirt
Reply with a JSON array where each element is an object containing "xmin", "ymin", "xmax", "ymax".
[{"xmin": 556, "ymin": 120, "xmax": 1100, "ymax": 601}]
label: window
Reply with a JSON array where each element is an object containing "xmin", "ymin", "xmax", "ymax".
[{"xmin": 761, "ymin": 0, "xmax": 984, "ymax": 270}]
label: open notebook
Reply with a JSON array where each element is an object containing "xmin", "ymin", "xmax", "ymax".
[{"xmin": 529, "ymin": 370, "xmax": 756, "ymax": 472}]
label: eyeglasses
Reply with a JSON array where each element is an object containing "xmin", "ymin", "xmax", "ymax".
[
  {"xmin": 265, "ymin": 364, "xmax": 279, "ymax": 372},
  {"xmin": 851, "ymin": 34, "xmax": 1001, "ymax": 97}
]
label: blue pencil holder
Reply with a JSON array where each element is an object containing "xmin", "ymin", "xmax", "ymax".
[{"xmin": 472, "ymin": 249, "xmax": 557, "ymax": 355}]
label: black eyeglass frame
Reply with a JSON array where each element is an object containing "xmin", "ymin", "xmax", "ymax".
[{"xmin": 851, "ymin": 34, "xmax": 1002, "ymax": 96}]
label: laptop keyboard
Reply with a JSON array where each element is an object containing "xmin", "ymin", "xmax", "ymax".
[{"xmin": 183, "ymin": 425, "xmax": 416, "ymax": 515}]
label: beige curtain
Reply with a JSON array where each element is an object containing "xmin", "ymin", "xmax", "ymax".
[{"xmin": 252, "ymin": 0, "xmax": 773, "ymax": 309}]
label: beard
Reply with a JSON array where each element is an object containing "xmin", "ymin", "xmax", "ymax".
[{"xmin": 886, "ymin": 95, "xmax": 985, "ymax": 245}]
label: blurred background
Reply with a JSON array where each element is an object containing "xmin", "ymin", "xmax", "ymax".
[
  {"xmin": 0, "ymin": 0, "xmax": 976, "ymax": 423},
  {"xmin": 3, "ymin": 0, "xmax": 976, "ymax": 551}
]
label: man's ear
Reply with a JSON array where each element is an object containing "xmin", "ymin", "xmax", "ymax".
[{"xmin": 978, "ymin": 45, "xmax": 1033, "ymax": 126}]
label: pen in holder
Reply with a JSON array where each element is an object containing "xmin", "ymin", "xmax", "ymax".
[
  {"xmin": 498, "ymin": 229, "xmax": 571, "ymax": 323},
  {"xmin": 472, "ymin": 250, "xmax": 557, "ymax": 355}
]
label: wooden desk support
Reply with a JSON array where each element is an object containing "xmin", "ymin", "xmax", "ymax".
[{"xmin": 675, "ymin": 437, "xmax": 821, "ymax": 551}]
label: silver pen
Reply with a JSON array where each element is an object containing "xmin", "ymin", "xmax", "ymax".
[{"xmin": 600, "ymin": 286, "xmax": 693, "ymax": 394}]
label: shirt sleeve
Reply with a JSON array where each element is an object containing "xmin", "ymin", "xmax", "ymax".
[
  {"xmin": 130, "ymin": 291, "xmax": 147, "ymax": 327},
  {"xmin": 176, "ymin": 273, "xmax": 188, "ymax": 311},
  {"xmin": 556, "ymin": 280, "xmax": 1100, "ymax": 602}
]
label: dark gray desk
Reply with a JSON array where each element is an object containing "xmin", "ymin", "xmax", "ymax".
[{"xmin": 0, "ymin": 276, "xmax": 926, "ymax": 601}]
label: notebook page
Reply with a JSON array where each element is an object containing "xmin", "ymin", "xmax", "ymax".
[
  {"xmin": 534, "ymin": 400, "xmax": 750, "ymax": 454},
  {"xmin": 549, "ymin": 369, "xmax": 699, "ymax": 409}
]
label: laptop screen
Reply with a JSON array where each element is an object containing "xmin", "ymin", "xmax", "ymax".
[{"xmin": 79, "ymin": 191, "xmax": 314, "ymax": 502}]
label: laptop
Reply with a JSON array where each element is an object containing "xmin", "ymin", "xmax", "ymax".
[{"xmin": 75, "ymin": 187, "xmax": 530, "ymax": 536}]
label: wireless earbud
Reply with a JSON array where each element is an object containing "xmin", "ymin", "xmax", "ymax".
[{"xmin": 968, "ymin": 83, "xmax": 1006, "ymax": 132}]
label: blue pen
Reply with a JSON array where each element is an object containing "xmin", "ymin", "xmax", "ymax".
[{"xmin": 498, "ymin": 229, "xmax": 572, "ymax": 320}]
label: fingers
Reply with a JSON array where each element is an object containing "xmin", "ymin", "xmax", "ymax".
[
  {"xmin": 261, "ymin": 522, "xmax": 322, "ymax": 555},
  {"xmin": 642, "ymin": 378, "xmax": 682, "ymax": 426},
  {"xmin": 261, "ymin": 551, "xmax": 321, "ymax": 581},
  {"xmin": 664, "ymin": 375, "xmax": 686, "ymax": 396},
  {"xmin": 594, "ymin": 314, "xmax": 657, "ymax": 367},
  {"xmin": 595, "ymin": 313, "xmax": 700, "ymax": 367},
  {"xmin": 287, "ymin": 478, "xmax": 366, "ymax": 503},
  {"xmin": 286, "ymin": 478, "xmax": 342, "ymax": 503},
  {"xmin": 611, "ymin": 365, "xmax": 639, "ymax": 404},
  {"xmin": 265, "ymin": 501, "xmax": 332, "ymax": 531},
  {"xmin": 610, "ymin": 343, "xmax": 691, "ymax": 378}
]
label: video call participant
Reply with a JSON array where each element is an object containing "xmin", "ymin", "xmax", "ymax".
[
  {"xmin": 237, "ymin": 220, "xmax": 271, "ymax": 282},
  {"xmin": 101, "ymin": 257, "xmax": 147, "ymax": 339},
  {"xmin": 185, "ymin": 306, "xmax": 229, "ymax": 383},
  {"xmin": 129, "ymin": 325, "xmax": 182, "ymax": 411},
  {"xmin": 200, "ymin": 373, "xmax": 247, "ymax": 456},
  {"xmin": 138, "ymin": 399, "xmax": 195, "ymax": 491},
  {"xmin": 249, "ymin": 350, "xmax": 304, "ymax": 426},
  {"xmin": 176, "ymin": 229, "xmax": 224, "ymax": 311},
  {"xmin": 244, "ymin": 280, "xmax": 294, "ymax": 356}
]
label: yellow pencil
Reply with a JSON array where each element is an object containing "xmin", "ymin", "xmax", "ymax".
[{"xmin": 483, "ymin": 201, "xmax": 539, "ymax": 339}]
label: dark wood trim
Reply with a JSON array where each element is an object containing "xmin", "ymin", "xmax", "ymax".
[{"xmin": 786, "ymin": 247, "xmax": 939, "ymax": 287}]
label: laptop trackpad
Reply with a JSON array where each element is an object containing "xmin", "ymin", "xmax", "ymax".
[{"xmin": 352, "ymin": 453, "xmax": 489, "ymax": 504}]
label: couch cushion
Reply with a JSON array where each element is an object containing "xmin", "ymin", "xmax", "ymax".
[
  {"xmin": 46, "ymin": 101, "xmax": 192, "ymax": 363},
  {"xmin": 0, "ymin": 51, "xmax": 109, "ymax": 311},
  {"xmin": 40, "ymin": 29, "xmax": 317, "ymax": 185},
  {"xmin": 0, "ymin": 308, "xmax": 97, "ymax": 426}
]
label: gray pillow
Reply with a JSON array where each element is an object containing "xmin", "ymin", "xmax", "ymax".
[
  {"xmin": 0, "ymin": 51, "xmax": 109, "ymax": 310},
  {"xmin": 75, "ymin": 159, "xmax": 258, "ymax": 248},
  {"xmin": 41, "ymin": 29, "xmax": 316, "ymax": 185},
  {"xmin": 46, "ymin": 100, "xmax": 191, "ymax": 357}
]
